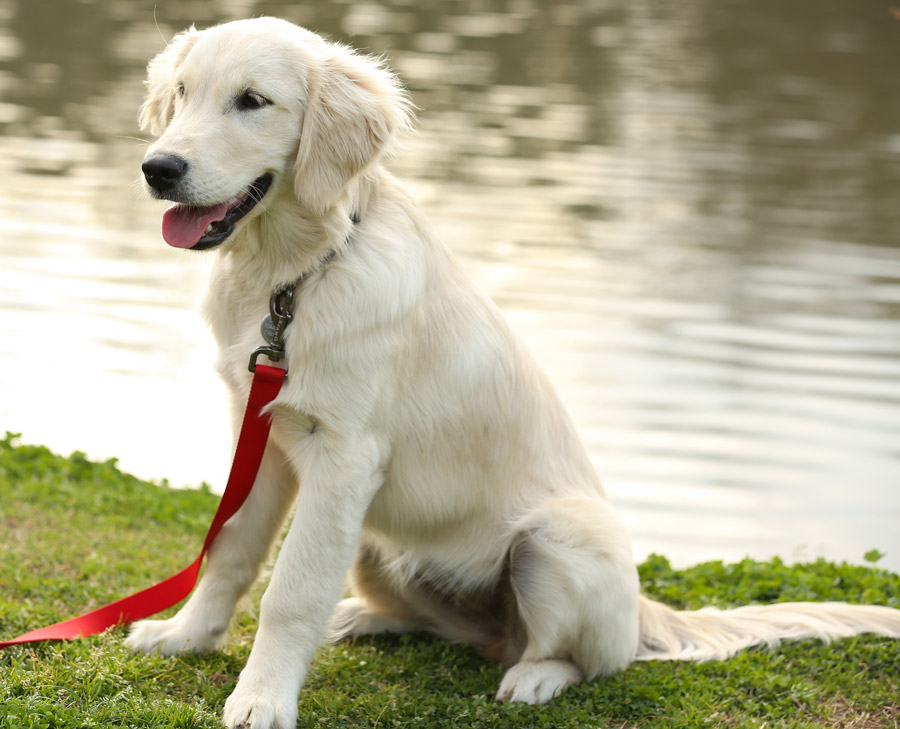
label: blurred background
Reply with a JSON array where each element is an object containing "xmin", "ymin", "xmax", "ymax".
[{"xmin": 1, "ymin": 0, "xmax": 899, "ymax": 572}]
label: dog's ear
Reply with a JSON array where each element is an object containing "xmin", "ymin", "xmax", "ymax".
[
  {"xmin": 139, "ymin": 26, "xmax": 201, "ymax": 136},
  {"xmin": 294, "ymin": 46, "xmax": 413, "ymax": 216}
]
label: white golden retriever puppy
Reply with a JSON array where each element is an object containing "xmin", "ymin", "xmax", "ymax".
[{"xmin": 125, "ymin": 17, "xmax": 900, "ymax": 729}]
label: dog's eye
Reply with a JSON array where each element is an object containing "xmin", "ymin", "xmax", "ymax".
[
  {"xmin": 177, "ymin": 83, "xmax": 185, "ymax": 97},
  {"xmin": 237, "ymin": 90, "xmax": 272, "ymax": 111}
]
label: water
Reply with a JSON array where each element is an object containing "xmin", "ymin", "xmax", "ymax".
[{"xmin": 1, "ymin": 0, "xmax": 899, "ymax": 573}]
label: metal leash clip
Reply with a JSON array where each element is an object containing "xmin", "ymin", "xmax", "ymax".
[{"xmin": 248, "ymin": 284, "xmax": 296, "ymax": 374}]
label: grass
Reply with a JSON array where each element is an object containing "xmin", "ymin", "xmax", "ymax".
[{"xmin": 1, "ymin": 431, "xmax": 898, "ymax": 728}]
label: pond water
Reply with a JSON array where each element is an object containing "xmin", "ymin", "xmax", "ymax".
[{"xmin": 1, "ymin": 0, "xmax": 899, "ymax": 573}]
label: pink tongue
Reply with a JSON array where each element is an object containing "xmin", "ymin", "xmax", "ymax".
[{"xmin": 162, "ymin": 202, "xmax": 230, "ymax": 249}]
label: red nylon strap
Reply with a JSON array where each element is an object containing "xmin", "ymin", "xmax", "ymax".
[{"xmin": 0, "ymin": 364, "xmax": 286, "ymax": 649}]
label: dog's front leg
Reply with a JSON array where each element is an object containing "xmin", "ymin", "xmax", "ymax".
[
  {"xmin": 126, "ymin": 440, "xmax": 297, "ymax": 655},
  {"xmin": 223, "ymin": 434, "xmax": 381, "ymax": 729}
]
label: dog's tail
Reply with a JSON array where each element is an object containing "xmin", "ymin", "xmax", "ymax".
[{"xmin": 636, "ymin": 594, "xmax": 900, "ymax": 662}]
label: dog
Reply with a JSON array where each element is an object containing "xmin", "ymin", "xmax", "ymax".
[{"xmin": 125, "ymin": 18, "xmax": 900, "ymax": 729}]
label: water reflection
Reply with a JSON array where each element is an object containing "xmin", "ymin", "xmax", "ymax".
[{"xmin": 1, "ymin": 0, "xmax": 899, "ymax": 573}]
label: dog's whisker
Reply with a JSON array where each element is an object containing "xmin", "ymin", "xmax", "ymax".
[
  {"xmin": 245, "ymin": 185, "xmax": 271, "ymax": 215},
  {"xmin": 117, "ymin": 135, "xmax": 152, "ymax": 145}
]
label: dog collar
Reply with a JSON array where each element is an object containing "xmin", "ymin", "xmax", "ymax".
[{"xmin": 248, "ymin": 212, "xmax": 359, "ymax": 374}]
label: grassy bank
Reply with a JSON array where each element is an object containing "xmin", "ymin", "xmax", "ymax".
[{"xmin": 1, "ymin": 432, "xmax": 898, "ymax": 728}]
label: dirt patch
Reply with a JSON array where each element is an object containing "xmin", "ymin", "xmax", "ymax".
[{"xmin": 821, "ymin": 697, "xmax": 899, "ymax": 729}]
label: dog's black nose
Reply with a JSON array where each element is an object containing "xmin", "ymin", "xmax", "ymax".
[{"xmin": 142, "ymin": 155, "xmax": 188, "ymax": 192}]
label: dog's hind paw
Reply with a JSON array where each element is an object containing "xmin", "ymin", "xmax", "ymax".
[
  {"xmin": 496, "ymin": 659, "xmax": 583, "ymax": 704},
  {"xmin": 328, "ymin": 596, "xmax": 419, "ymax": 642},
  {"xmin": 124, "ymin": 616, "xmax": 223, "ymax": 655}
]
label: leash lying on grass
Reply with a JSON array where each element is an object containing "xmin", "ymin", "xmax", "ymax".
[
  {"xmin": 0, "ymin": 284, "xmax": 296, "ymax": 650},
  {"xmin": 0, "ymin": 363, "xmax": 284, "ymax": 649}
]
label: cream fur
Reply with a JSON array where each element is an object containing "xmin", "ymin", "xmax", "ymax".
[{"xmin": 124, "ymin": 18, "xmax": 900, "ymax": 729}]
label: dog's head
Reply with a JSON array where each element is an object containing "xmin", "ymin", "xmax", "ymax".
[{"xmin": 139, "ymin": 18, "xmax": 412, "ymax": 250}]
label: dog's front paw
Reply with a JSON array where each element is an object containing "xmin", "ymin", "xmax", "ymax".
[
  {"xmin": 223, "ymin": 682, "xmax": 298, "ymax": 729},
  {"xmin": 124, "ymin": 615, "xmax": 223, "ymax": 656}
]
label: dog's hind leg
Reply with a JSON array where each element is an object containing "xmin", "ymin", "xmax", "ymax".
[
  {"xmin": 126, "ymin": 440, "xmax": 298, "ymax": 655},
  {"xmin": 331, "ymin": 537, "xmax": 512, "ymax": 654},
  {"xmin": 496, "ymin": 497, "xmax": 640, "ymax": 704}
]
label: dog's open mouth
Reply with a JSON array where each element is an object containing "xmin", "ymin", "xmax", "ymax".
[{"xmin": 161, "ymin": 173, "xmax": 274, "ymax": 250}]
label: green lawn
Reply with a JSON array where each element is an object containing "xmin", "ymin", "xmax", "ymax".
[{"xmin": 1, "ymin": 432, "xmax": 898, "ymax": 728}]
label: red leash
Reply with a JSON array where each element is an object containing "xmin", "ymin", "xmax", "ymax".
[{"xmin": 0, "ymin": 363, "xmax": 286, "ymax": 649}]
